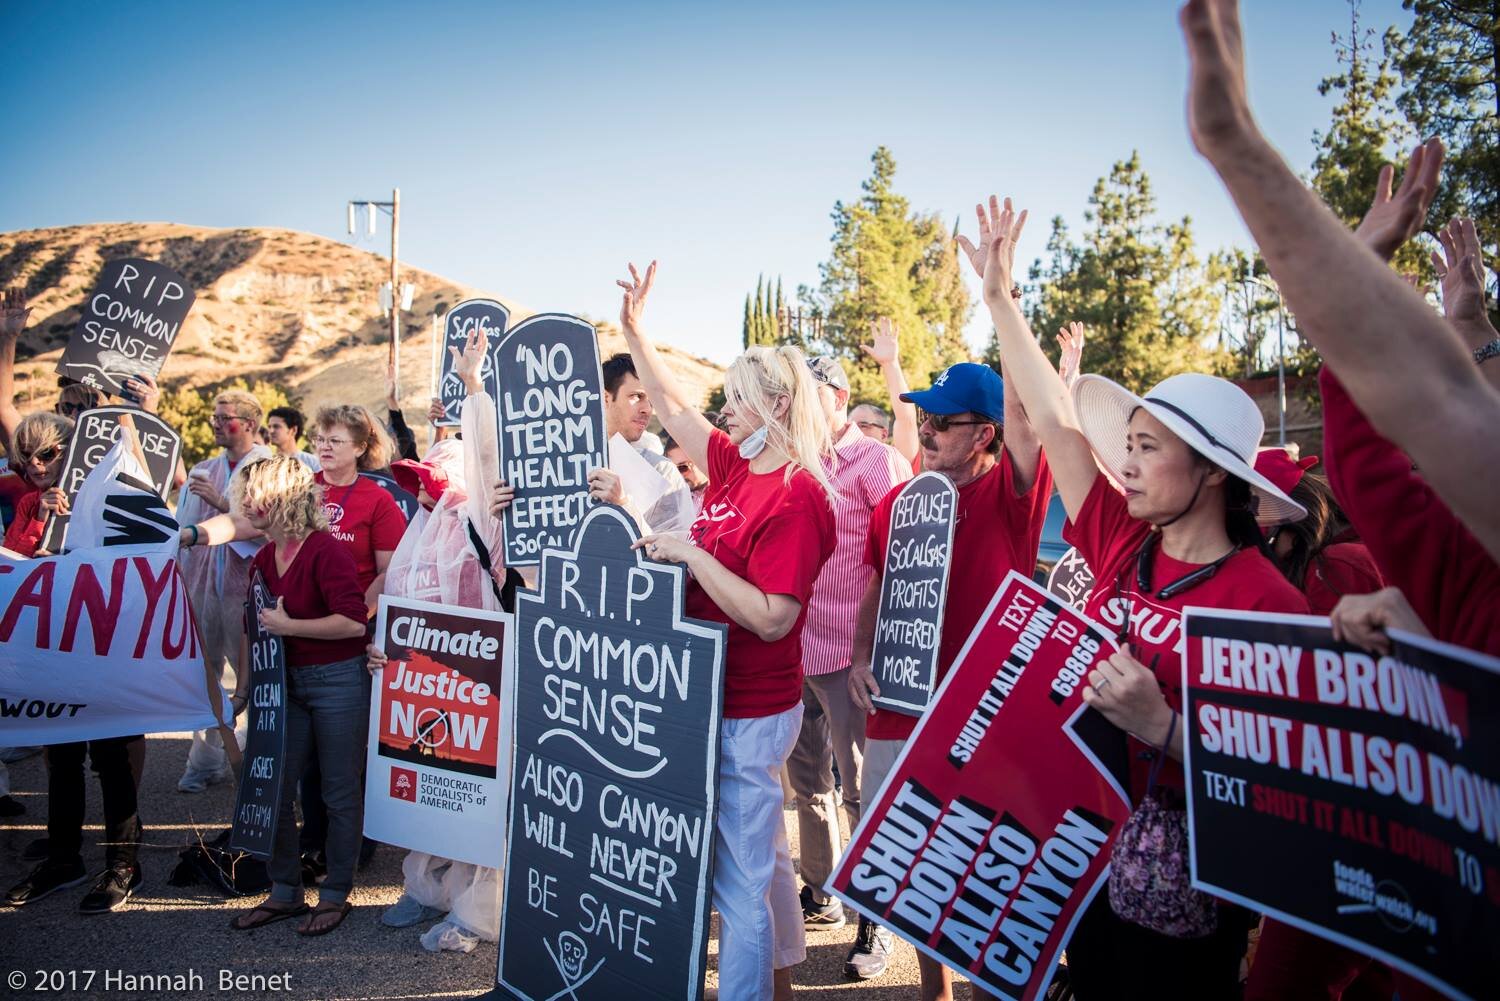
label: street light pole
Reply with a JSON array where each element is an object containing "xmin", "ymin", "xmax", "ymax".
[{"xmin": 346, "ymin": 188, "xmax": 401, "ymax": 391}]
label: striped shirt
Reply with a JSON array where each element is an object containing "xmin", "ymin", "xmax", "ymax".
[{"xmin": 801, "ymin": 422, "xmax": 913, "ymax": 675}]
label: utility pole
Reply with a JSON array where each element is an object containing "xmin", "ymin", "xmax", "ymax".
[{"xmin": 346, "ymin": 188, "xmax": 402, "ymax": 391}]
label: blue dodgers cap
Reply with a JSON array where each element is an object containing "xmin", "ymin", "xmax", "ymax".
[{"xmin": 901, "ymin": 362, "xmax": 1005, "ymax": 424}]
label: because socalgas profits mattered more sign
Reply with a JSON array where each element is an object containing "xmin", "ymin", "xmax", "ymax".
[
  {"xmin": 57, "ymin": 259, "xmax": 195, "ymax": 397},
  {"xmin": 229, "ymin": 573, "xmax": 287, "ymax": 860},
  {"xmin": 493, "ymin": 313, "xmax": 606, "ymax": 567},
  {"xmin": 40, "ymin": 407, "xmax": 180, "ymax": 555},
  {"xmin": 365, "ymin": 595, "xmax": 513, "ymax": 868},
  {"xmin": 436, "ymin": 298, "xmax": 509, "ymax": 426},
  {"xmin": 1183, "ymin": 609, "xmax": 1500, "ymax": 1001},
  {"xmin": 829, "ymin": 572, "xmax": 1132, "ymax": 1001},
  {"xmin": 495, "ymin": 505, "xmax": 726, "ymax": 1001},
  {"xmin": 871, "ymin": 472, "xmax": 957, "ymax": 716}
]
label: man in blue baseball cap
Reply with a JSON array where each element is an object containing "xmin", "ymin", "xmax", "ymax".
[{"xmin": 844, "ymin": 359, "xmax": 1052, "ymax": 991}]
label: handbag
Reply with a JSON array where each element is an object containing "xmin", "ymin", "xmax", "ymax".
[{"xmin": 1106, "ymin": 711, "xmax": 1218, "ymax": 938}]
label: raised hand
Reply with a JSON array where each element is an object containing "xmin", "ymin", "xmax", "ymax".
[
  {"xmin": 859, "ymin": 317, "xmax": 899, "ymax": 367},
  {"xmin": 450, "ymin": 323, "xmax": 489, "ymax": 394},
  {"xmin": 1057, "ymin": 322, "xmax": 1087, "ymax": 389},
  {"xmin": 1432, "ymin": 217, "xmax": 1489, "ymax": 328},
  {"xmin": 617, "ymin": 261, "xmax": 657, "ymax": 332},
  {"xmin": 0, "ymin": 287, "xmax": 30, "ymax": 340},
  {"xmin": 1354, "ymin": 139, "xmax": 1444, "ymax": 262},
  {"xmin": 385, "ymin": 363, "xmax": 399, "ymax": 411},
  {"xmin": 973, "ymin": 196, "xmax": 1028, "ymax": 308},
  {"xmin": 1181, "ymin": 0, "xmax": 1258, "ymax": 161},
  {"xmin": 427, "ymin": 398, "xmax": 447, "ymax": 425}
]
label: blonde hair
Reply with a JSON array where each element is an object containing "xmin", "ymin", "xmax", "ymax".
[
  {"xmin": 315, "ymin": 404, "xmax": 391, "ymax": 471},
  {"xmin": 723, "ymin": 345, "xmax": 838, "ymax": 504},
  {"xmin": 15, "ymin": 412, "xmax": 74, "ymax": 461},
  {"xmin": 214, "ymin": 389, "xmax": 263, "ymax": 427},
  {"xmin": 230, "ymin": 454, "xmax": 328, "ymax": 539}
]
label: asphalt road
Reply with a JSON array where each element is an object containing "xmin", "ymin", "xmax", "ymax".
[{"xmin": 0, "ymin": 735, "xmax": 980, "ymax": 1001}]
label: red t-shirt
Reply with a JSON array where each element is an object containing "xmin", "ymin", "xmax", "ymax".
[
  {"xmin": 1302, "ymin": 540, "xmax": 1382, "ymax": 616},
  {"xmin": 2, "ymin": 489, "xmax": 45, "ymax": 558},
  {"xmin": 250, "ymin": 531, "xmax": 370, "ymax": 667},
  {"xmin": 863, "ymin": 451, "xmax": 1054, "ymax": 741},
  {"xmin": 685, "ymin": 430, "xmax": 836, "ymax": 718},
  {"xmin": 315, "ymin": 472, "xmax": 406, "ymax": 595},
  {"xmin": 1065, "ymin": 473, "xmax": 1309, "ymax": 801}
]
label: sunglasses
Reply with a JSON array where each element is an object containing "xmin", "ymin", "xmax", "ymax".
[
  {"xmin": 674, "ymin": 462, "xmax": 694, "ymax": 475},
  {"xmin": 919, "ymin": 409, "xmax": 992, "ymax": 433},
  {"xmin": 21, "ymin": 444, "xmax": 64, "ymax": 465},
  {"xmin": 57, "ymin": 402, "xmax": 89, "ymax": 417}
]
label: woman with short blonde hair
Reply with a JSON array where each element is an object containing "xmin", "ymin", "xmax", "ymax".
[
  {"xmin": 309, "ymin": 404, "xmax": 404, "ymax": 611},
  {"xmin": 4, "ymin": 412, "xmax": 74, "ymax": 557},
  {"xmin": 226, "ymin": 453, "xmax": 370, "ymax": 937}
]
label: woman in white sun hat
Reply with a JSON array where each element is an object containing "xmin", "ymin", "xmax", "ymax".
[{"xmin": 961, "ymin": 195, "xmax": 1311, "ymax": 999}]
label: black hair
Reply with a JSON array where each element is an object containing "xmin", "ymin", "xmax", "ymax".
[
  {"xmin": 602, "ymin": 353, "xmax": 637, "ymax": 396},
  {"xmin": 267, "ymin": 406, "xmax": 305, "ymax": 437},
  {"xmin": 1224, "ymin": 474, "xmax": 1272, "ymax": 557}
]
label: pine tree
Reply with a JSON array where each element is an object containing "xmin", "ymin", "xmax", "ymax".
[
  {"xmin": 741, "ymin": 292, "xmax": 754, "ymax": 349},
  {"xmin": 1390, "ymin": 0, "xmax": 1499, "ymax": 270},
  {"xmin": 753, "ymin": 275, "xmax": 767, "ymax": 347},
  {"xmin": 1311, "ymin": 0, "xmax": 1430, "ymax": 277},
  {"xmin": 1016, "ymin": 152, "xmax": 1233, "ymax": 390},
  {"xmin": 805, "ymin": 147, "xmax": 972, "ymax": 404}
]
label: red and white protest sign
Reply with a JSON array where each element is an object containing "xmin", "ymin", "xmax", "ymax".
[
  {"xmin": 364, "ymin": 595, "xmax": 513, "ymax": 868},
  {"xmin": 829, "ymin": 571, "xmax": 1131, "ymax": 1000}
]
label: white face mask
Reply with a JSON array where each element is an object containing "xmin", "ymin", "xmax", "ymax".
[{"xmin": 738, "ymin": 424, "xmax": 769, "ymax": 459}]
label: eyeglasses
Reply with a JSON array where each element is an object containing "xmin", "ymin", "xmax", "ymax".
[
  {"xmin": 918, "ymin": 409, "xmax": 991, "ymax": 433},
  {"xmin": 855, "ymin": 420, "xmax": 888, "ymax": 432},
  {"xmin": 21, "ymin": 444, "xmax": 64, "ymax": 465},
  {"xmin": 57, "ymin": 402, "xmax": 89, "ymax": 417},
  {"xmin": 312, "ymin": 435, "xmax": 352, "ymax": 447},
  {"xmin": 674, "ymin": 462, "xmax": 694, "ymax": 475},
  {"xmin": 210, "ymin": 415, "xmax": 245, "ymax": 428}
]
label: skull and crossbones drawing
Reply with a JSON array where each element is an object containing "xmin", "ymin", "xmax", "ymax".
[{"xmin": 542, "ymin": 929, "xmax": 603, "ymax": 1001}]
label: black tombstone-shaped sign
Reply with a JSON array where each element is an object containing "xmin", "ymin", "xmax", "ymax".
[
  {"xmin": 493, "ymin": 313, "xmax": 606, "ymax": 567},
  {"xmin": 229, "ymin": 572, "xmax": 288, "ymax": 860},
  {"xmin": 57, "ymin": 259, "xmax": 195, "ymax": 397},
  {"xmin": 871, "ymin": 471, "xmax": 958, "ymax": 717},
  {"xmin": 361, "ymin": 471, "xmax": 420, "ymax": 524},
  {"xmin": 437, "ymin": 298, "xmax": 510, "ymax": 426},
  {"xmin": 1045, "ymin": 545, "xmax": 1096, "ymax": 612},
  {"xmin": 495, "ymin": 504, "xmax": 725, "ymax": 1001},
  {"xmin": 41, "ymin": 406, "xmax": 181, "ymax": 554}
]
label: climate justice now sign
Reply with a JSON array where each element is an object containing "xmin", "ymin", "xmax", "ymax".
[{"xmin": 365, "ymin": 595, "xmax": 513, "ymax": 869}]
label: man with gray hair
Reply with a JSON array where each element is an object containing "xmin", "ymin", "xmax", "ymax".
[
  {"xmin": 793, "ymin": 356, "xmax": 912, "ymax": 979},
  {"xmin": 849, "ymin": 403, "xmax": 891, "ymax": 442}
]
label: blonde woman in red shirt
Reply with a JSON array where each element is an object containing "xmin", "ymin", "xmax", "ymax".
[{"xmin": 617, "ymin": 262, "xmax": 837, "ymax": 1001}]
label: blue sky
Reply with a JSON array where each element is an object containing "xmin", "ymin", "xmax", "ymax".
[{"xmin": 1, "ymin": 1, "xmax": 1413, "ymax": 365}]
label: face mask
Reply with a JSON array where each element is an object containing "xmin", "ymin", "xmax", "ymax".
[{"xmin": 738, "ymin": 424, "xmax": 769, "ymax": 459}]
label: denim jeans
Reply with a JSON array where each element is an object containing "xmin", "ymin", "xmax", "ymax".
[{"xmin": 266, "ymin": 656, "xmax": 370, "ymax": 905}]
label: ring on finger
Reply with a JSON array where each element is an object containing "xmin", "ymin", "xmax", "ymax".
[{"xmin": 1093, "ymin": 677, "xmax": 1112, "ymax": 694}]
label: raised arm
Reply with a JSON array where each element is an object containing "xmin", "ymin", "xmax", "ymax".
[
  {"xmin": 1432, "ymin": 217, "xmax": 1500, "ymax": 390},
  {"xmin": 957, "ymin": 198, "xmax": 1099, "ymax": 518},
  {"xmin": 1181, "ymin": 0, "xmax": 1500, "ymax": 562},
  {"xmin": 860, "ymin": 318, "xmax": 919, "ymax": 464},
  {"xmin": 616, "ymin": 262, "xmax": 714, "ymax": 472},
  {"xmin": 0, "ymin": 288, "xmax": 31, "ymax": 455}
]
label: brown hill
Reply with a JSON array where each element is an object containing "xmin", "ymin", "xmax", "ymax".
[{"xmin": 0, "ymin": 222, "xmax": 723, "ymax": 426}]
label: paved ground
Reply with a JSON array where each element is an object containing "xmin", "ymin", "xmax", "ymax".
[{"xmin": 0, "ymin": 735, "xmax": 981, "ymax": 1000}]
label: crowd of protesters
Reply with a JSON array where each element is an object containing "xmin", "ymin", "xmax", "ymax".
[{"xmin": 2, "ymin": 1, "xmax": 1498, "ymax": 997}]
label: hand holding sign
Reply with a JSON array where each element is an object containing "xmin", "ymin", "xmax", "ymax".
[
  {"xmin": 631, "ymin": 531, "xmax": 694, "ymax": 565},
  {"xmin": 39, "ymin": 487, "xmax": 69, "ymax": 518},
  {"xmin": 587, "ymin": 467, "xmax": 625, "ymax": 506},
  {"xmin": 57, "ymin": 259, "xmax": 195, "ymax": 396},
  {"xmin": 848, "ymin": 662, "xmax": 880, "ymax": 715},
  {"xmin": 1329, "ymin": 586, "xmax": 1430, "ymax": 655},
  {"xmin": 258, "ymin": 596, "xmax": 294, "ymax": 636},
  {"xmin": 1081, "ymin": 649, "xmax": 1176, "ymax": 750}
]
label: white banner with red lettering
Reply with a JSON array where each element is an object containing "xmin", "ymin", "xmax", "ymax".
[{"xmin": 0, "ymin": 540, "xmax": 228, "ymax": 744}]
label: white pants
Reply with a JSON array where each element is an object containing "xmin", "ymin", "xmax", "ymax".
[
  {"xmin": 714, "ymin": 704, "xmax": 806, "ymax": 1001},
  {"xmin": 402, "ymin": 851, "xmax": 501, "ymax": 941},
  {"xmin": 182, "ymin": 599, "xmax": 246, "ymax": 780}
]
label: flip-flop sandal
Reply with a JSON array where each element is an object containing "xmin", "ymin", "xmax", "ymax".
[
  {"xmin": 297, "ymin": 900, "xmax": 352, "ymax": 937},
  {"xmin": 230, "ymin": 902, "xmax": 309, "ymax": 931}
]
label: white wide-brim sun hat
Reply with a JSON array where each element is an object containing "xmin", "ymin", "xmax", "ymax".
[{"xmin": 1071, "ymin": 372, "xmax": 1308, "ymax": 525}]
